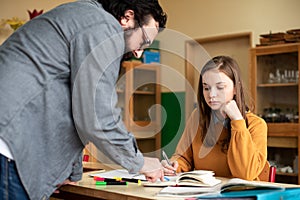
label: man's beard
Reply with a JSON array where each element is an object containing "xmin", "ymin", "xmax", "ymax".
[{"xmin": 122, "ymin": 52, "xmax": 134, "ymax": 61}]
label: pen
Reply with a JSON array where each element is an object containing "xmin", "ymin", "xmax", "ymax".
[
  {"xmin": 93, "ymin": 176, "xmax": 143, "ymax": 185},
  {"xmin": 162, "ymin": 150, "xmax": 176, "ymax": 175}
]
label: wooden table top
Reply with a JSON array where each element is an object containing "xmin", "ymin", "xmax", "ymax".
[
  {"xmin": 52, "ymin": 163, "xmax": 300, "ymax": 200},
  {"xmin": 54, "ymin": 171, "xmax": 182, "ymax": 200}
]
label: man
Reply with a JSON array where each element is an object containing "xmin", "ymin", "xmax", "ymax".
[{"xmin": 0, "ymin": 0, "xmax": 167, "ymax": 199}]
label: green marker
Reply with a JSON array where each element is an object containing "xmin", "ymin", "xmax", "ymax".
[{"xmin": 96, "ymin": 181, "xmax": 128, "ymax": 186}]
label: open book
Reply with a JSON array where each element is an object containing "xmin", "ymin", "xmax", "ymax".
[
  {"xmin": 219, "ymin": 178, "xmax": 284, "ymax": 192},
  {"xmin": 157, "ymin": 178, "xmax": 286, "ymax": 197},
  {"xmin": 196, "ymin": 178, "xmax": 300, "ymax": 200},
  {"xmin": 143, "ymin": 170, "xmax": 221, "ymax": 187}
]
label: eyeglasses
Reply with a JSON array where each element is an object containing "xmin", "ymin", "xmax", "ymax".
[{"xmin": 139, "ymin": 25, "xmax": 151, "ymax": 49}]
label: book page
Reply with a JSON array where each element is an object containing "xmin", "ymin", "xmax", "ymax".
[
  {"xmin": 143, "ymin": 170, "xmax": 221, "ymax": 187},
  {"xmin": 221, "ymin": 178, "xmax": 284, "ymax": 192},
  {"xmin": 176, "ymin": 170, "xmax": 221, "ymax": 187},
  {"xmin": 157, "ymin": 185, "xmax": 221, "ymax": 197},
  {"xmin": 143, "ymin": 175, "xmax": 178, "ymax": 187},
  {"xmin": 156, "ymin": 178, "xmax": 286, "ymax": 198}
]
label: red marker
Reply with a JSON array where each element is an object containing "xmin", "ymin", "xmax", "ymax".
[
  {"xmin": 94, "ymin": 177, "xmax": 117, "ymax": 182},
  {"xmin": 269, "ymin": 166, "xmax": 276, "ymax": 182}
]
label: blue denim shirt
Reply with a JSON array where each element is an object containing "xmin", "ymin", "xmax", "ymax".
[{"xmin": 0, "ymin": 1, "xmax": 143, "ymax": 199}]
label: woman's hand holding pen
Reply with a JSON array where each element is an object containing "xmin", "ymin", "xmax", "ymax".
[{"xmin": 161, "ymin": 160, "xmax": 178, "ymax": 176}]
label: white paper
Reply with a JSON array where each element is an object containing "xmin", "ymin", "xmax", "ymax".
[
  {"xmin": 157, "ymin": 186, "xmax": 220, "ymax": 197},
  {"xmin": 89, "ymin": 169, "xmax": 146, "ymax": 180}
]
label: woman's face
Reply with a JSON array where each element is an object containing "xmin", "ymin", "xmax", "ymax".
[{"xmin": 202, "ymin": 69, "xmax": 235, "ymax": 110}]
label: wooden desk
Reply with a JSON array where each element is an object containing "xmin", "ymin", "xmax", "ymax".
[
  {"xmin": 52, "ymin": 161, "xmax": 186, "ymax": 200},
  {"xmin": 52, "ymin": 165, "xmax": 300, "ymax": 200},
  {"xmin": 51, "ymin": 172, "xmax": 182, "ymax": 200}
]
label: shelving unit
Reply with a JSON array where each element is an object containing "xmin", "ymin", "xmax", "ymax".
[
  {"xmin": 250, "ymin": 43, "xmax": 300, "ymax": 184},
  {"xmin": 119, "ymin": 61, "xmax": 161, "ymax": 158},
  {"xmin": 83, "ymin": 61, "xmax": 161, "ymax": 162}
]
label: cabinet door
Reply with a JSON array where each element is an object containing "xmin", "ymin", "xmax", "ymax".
[
  {"xmin": 253, "ymin": 51, "xmax": 299, "ymax": 122},
  {"xmin": 250, "ymin": 43, "xmax": 300, "ymax": 184}
]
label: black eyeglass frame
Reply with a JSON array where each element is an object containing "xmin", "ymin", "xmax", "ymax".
[{"xmin": 139, "ymin": 25, "xmax": 151, "ymax": 49}]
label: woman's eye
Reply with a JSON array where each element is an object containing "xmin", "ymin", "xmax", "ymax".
[
  {"xmin": 203, "ymin": 87, "xmax": 210, "ymax": 91},
  {"xmin": 217, "ymin": 86, "xmax": 225, "ymax": 90}
]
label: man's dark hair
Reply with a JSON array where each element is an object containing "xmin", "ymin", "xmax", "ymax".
[{"xmin": 97, "ymin": 0, "xmax": 167, "ymax": 30}]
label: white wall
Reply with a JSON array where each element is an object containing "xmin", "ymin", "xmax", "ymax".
[
  {"xmin": 0, "ymin": 0, "xmax": 73, "ymax": 44},
  {"xmin": 158, "ymin": 0, "xmax": 300, "ymax": 92},
  {"xmin": 160, "ymin": 0, "xmax": 300, "ymax": 44},
  {"xmin": 1, "ymin": 0, "xmax": 299, "ymax": 92},
  {"xmin": 0, "ymin": 0, "xmax": 72, "ymax": 19}
]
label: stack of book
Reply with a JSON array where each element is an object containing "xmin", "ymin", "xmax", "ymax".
[
  {"xmin": 259, "ymin": 32, "xmax": 286, "ymax": 46},
  {"xmin": 156, "ymin": 177, "xmax": 300, "ymax": 199},
  {"xmin": 258, "ymin": 29, "xmax": 300, "ymax": 46},
  {"xmin": 285, "ymin": 29, "xmax": 300, "ymax": 43}
]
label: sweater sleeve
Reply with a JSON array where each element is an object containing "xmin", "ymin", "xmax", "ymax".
[
  {"xmin": 227, "ymin": 113, "xmax": 268, "ymax": 180},
  {"xmin": 71, "ymin": 23, "xmax": 144, "ymax": 174}
]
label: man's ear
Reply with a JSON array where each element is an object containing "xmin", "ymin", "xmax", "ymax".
[{"xmin": 120, "ymin": 10, "xmax": 135, "ymax": 28}]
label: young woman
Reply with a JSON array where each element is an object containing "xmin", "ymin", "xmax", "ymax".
[{"xmin": 163, "ymin": 55, "xmax": 268, "ymax": 181}]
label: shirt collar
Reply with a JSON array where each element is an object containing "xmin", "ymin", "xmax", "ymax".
[{"xmin": 212, "ymin": 111, "xmax": 230, "ymax": 127}]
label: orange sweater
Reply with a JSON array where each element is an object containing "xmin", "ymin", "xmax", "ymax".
[{"xmin": 172, "ymin": 110, "xmax": 267, "ymax": 181}]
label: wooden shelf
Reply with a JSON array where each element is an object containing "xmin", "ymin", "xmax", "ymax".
[
  {"xmin": 134, "ymin": 90, "xmax": 155, "ymax": 95},
  {"xmin": 251, "ymin": 43, "xmax": 299, "ymax": 56},
  {"xmin": 276, "ymin": 172, "xmax": 298, "ymax": 177},
  {"xmin": 267, "ymin": 123, "xmax": 298, "ymax": 137},
  {"xmin": 133, "ymin": 131, "xmax": 157, "ymax": 139},
  {"xmin": 267, "ymin": 136, "xmax": 297, "ymax": 148},
  {"xmin": 257, "ymin": 83, "xmax": 298, "ymax": 87},
  {"xmin": 133, "ymin": 120, "xmax": 151, "ymax": 126}
]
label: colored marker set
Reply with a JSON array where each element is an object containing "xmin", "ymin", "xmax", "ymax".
[{"xmin": 94, "ymin": 176, "xmax": 142, "ymax": 186}]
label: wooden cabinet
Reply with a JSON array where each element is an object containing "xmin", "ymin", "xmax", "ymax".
[
  {"xmin": 250, "ymin": 43, "xmax": 300, "ymax": 184},
  {"xmin": 118, "ymin": 61, "xmax": 161, "ymax": 158},
  {"xmin": 83, "ymin": 61, "xmax": 161, "ymax": 162}
]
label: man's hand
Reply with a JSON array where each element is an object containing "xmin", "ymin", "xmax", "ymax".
[
  {"xmin": 54, "ymin": 179, "xmax": 77, "ymax": 193},
  {"xmin": 139, "ymin": 157, "xmax": 164, "ymax": 182}
]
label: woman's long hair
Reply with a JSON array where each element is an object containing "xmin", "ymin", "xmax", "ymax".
[{"xmin": 197, "ymin": 56, "xmax": 251, "ymax": 152}]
